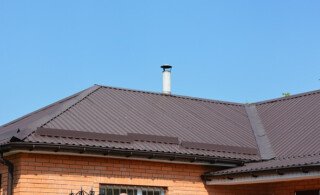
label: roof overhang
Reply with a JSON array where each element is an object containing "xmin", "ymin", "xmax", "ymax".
[
  {"xmin": 0, "ymin": 142, "xmax": 243, "ymax": 167},
  {"xmin": 205, "ymin": 167, "xmax": 320, "ymax": 185}
]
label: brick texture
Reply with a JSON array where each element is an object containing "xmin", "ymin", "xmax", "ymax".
[
  {"xmin": 0, "ymin": 153, "xmax": 320, "ymax": 195},
  {"xmin": 1, "ymin": 153, "xmax": 211, "ymax": 195}
]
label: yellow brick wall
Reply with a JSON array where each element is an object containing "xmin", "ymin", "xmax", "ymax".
[
  {"xmin": 2, "ymin": 153, "xmax": 212, "ymax": 195},
  {"xmin": 1, "ymin": 153, "xmax": 319, "ymax": 195}
]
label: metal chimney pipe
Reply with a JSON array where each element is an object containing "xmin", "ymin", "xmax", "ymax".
[{"xmin": 161, "ymin": 64, "xmax": 172, "ymax": 95}]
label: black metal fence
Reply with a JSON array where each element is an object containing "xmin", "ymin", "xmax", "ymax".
[{"xmin": 69, "ymin": 187, "xmax": 95, "ymax": 195}]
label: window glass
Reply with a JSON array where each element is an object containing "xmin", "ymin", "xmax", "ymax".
[
  {"xmin": 107, "ymin": 189, "xmax": 112, "ymax": 195},
  {"xmin": 113, "ymin": 189, "xmax": 120, "ymax": 195},
  {"xmin": 100, "ymin": 185, "xmax": 165, "ymax": 195},
  {"xmin": 100, "ymin": 188, "xmax": 106, "ymax": 195},
  {"xmin": 127, "ymin": 189, "xmax": 134, "ymax": 195}
]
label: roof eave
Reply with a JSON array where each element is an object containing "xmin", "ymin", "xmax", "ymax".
[
  {"xmin": 203, "ymin": 164, "xmax": 320, "ymax": 184},
  {"xmin": 205, "ymin": 166, "xmax": 320, "ymax": 185},
  {"xmin": 0, "ymin": 142, "xmax": 247, "ymax": 167}
]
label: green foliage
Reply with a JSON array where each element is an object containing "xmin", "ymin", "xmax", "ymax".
[{"xmin": 282, "ymin": 92, "xmax": 291, "ymax": 97}]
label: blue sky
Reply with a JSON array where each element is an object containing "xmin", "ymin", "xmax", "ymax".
[{"xmin": 1, "ymin": 1, "xmax": 320, "ymax": 125}]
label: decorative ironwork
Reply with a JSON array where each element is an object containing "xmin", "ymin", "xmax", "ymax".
[{"xmin": 69, "ymin": 187, "xmax": 95, "ymax": 195}]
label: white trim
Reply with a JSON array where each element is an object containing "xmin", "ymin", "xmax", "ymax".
[
  {"xmin": 4, "ymin": 150, "xmax": 237, "ymax": 167},
  {"xmin": 207, "ymin": 170, "xmax": 320, "ymax": 185}
]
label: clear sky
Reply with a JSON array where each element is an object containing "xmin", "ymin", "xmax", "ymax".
[{"xmin": 1, "ymin": 0, "xmax": 320, "ymax": 125}]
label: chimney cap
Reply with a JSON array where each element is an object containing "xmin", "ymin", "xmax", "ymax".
[{"xmin": 161, "ymin": 64, "xmax": 172, "ymax": 71}]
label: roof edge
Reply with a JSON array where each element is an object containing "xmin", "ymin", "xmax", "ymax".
[
  {"xmin": 205, "ymin": 167, "xmax": 320, "ymax": 185},
  {"xmin": 255, "ymin": 88, "xmax": 320, "ymax": 105},
  {"xmin": 205, "ymin": 163, "xmax": 320, "ymax": 177}
]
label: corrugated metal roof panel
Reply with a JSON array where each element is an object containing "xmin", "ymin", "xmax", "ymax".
[
  {"xmin": 207, "ymin": 90, "xmax": 320, "ymax": 176},
  {"xmin": 43, "ymin": 86, "xmax": 257, "ymax": 150},
  {"xmin": 3, "ymin": 85, "xmax": 320, "ymax": 167},
  {"xmin": 256, "ymin": 90, "xmax": 320, "ymax": 158},
  {"xmin": 0, "ymin": 85, "xmax": 259, "ymax": 161},
  {"xmin": 210, "ymin": 154, "xmax": 320, "ymax": 176}
]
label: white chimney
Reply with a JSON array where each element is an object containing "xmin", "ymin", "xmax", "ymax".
[{"xmin": 161, "ymin": 64, "xmax": 172, "ymax": 95}]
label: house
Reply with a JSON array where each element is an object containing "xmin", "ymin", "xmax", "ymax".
[{"xmin": 1, "ymin": 66, "xmax": 320, "ymax": 195}]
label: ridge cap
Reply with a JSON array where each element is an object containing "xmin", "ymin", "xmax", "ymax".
[
  {"xmin": 97, "ymin": 84, "xmax": 244, "ymax": 106},
  {"xmin": 245, "ymin": 104, "xmax": 275, "ymax": 160}
]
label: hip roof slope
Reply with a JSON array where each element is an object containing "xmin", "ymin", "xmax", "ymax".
[{"xmin": 0, "ymin": 85, "xmax": 258, "ymax": 161}]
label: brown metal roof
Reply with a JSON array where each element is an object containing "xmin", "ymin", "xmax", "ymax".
[
  {"xmin": 205, "ymin": 89, "xmax": 320, "ymax": 176},
  {"xmin": 256, "ymin": 89, "xmax": 320, "ymax": 158},
  {"xmin": 0, "ymin": 85, "xmax": 259, "ymax": 161},
  {"xmin": 40, "ymin": 86, "xmax": 256, "ymax": 147},
  {"xmin": 2, "ymin": 85, "xmax": 320, "ymax": 169}
]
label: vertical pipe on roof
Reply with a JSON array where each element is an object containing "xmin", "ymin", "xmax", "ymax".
[{"xmin": 161, "ymin": 65, "xmax": 172, "ymax": 95}]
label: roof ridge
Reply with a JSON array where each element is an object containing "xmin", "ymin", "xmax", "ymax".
[
  {"xmin": 255, "ymin": 88, "xmax": 320, "ymax": 105},
  {"xmin": 97, "ymin": 84, "xmax": 244, "ymax": 106},
  {"xmin": 245, "ymin": 104, "xmax": 275, "ymax": 160},
  {"xmin": 21, "ymin": 85, "xmax": 102, "ymax": 139}
]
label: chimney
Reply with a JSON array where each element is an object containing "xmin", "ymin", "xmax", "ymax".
[{"xmin": 161, "ymin": 64, "xmax": 172, "ymax": 95}]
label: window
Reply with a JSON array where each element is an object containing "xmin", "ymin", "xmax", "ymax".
[
  {"xmin": 99, "ymin": 185, "xmax": 166, "ymax": 195},
  {"xmin": 295, "ymin": 190, "xmax": 319, "ymax": 195}
]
